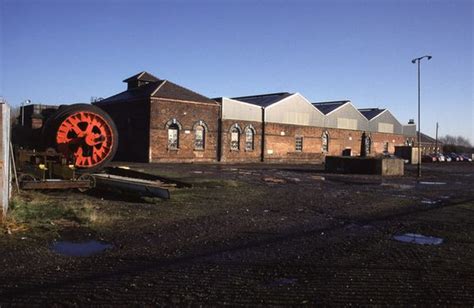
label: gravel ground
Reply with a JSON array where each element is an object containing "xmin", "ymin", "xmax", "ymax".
[{"xmin": 0, "ymin": 162, "xmax": 473, "ymax": 306}]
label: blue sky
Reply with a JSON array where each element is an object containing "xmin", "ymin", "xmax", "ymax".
[{"xmin": 1, "ymin": 0, "xmax": 472, "ymax": 140}]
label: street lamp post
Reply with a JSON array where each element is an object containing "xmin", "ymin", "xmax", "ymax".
[{"xmin": 411, "ymin": 55, "xmax": 432, "ymax": 178}]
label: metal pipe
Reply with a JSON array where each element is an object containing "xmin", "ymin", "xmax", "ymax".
[
  {"xmin": 261, "ymin": 107, "xmax": 265, "ymax": 162},
  {"xmin": 417, "ymin": 60, "xmax": 421, "ymax": 177}
]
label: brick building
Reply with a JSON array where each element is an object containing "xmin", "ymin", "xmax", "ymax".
[
  {"xmin": 95, "ymin": 71, "xmax": 413, "ymax": 164},
  {"xmin": 94, "ymin": 72, "xmax": 220, "ymax": 163}
]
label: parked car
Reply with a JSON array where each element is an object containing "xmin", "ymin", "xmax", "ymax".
[
  {"xmin": 422, "ymin": 155, "xmax": 437, "ymax": 163},
  {"xmin": 444, "ymin": 155, "xmax": 452, "ymax": 162},
  {"xmin": 460, "ymin": 154, "xmax": 473, "ymax": 162},
  {"xmin": 447, "ymin": 152, "xmax": 461, "ymax": 161},
  {"xmin": 436, "ymin": 153, "xmax": 446, "ymax": 162}
]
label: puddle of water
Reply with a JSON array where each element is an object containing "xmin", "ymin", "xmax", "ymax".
[
  {"xmin": 51, "ymin": 240, "xmax": 112, "ymax": 257},
  {"xmin": 381, "ymin": 183, "xmax": 414, "ymax": 190},
  {"xmin": 393, "ymin": 233, "xmax": 443, "ymax": 245},
  {"xmin": 421, "ymin": 200, "xmax": 439, "ymax": 205},
  {"xmin": 418, "ymin": 181, "xmax": 446, "ymax": 185}
]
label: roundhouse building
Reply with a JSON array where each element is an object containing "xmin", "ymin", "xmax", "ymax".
[{"xmin": 95, "ymin": 71, "xmax": 413, "ymax": 164}]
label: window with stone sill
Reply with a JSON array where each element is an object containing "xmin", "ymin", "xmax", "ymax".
[
  {"xmin": 168, "ymin": 123, "xmax": 179, "ymax": 150},
  {"xmin": 230, "ymin": 127, "xmax": 240, "ymax": 151},
  {"xmin": 365, "ymin": 136, "xmax": 372, "ymax": 155},
  {"xmin": 245, "ymin": 127, "xmax": 255, "ymax": 151},
  {"xmin": 322, "ymin": 132, "xmax": 329, "ymax": 153},
  {"xmin": 194, "ymin": 125, "xmax": 205, "ymax": 150}
]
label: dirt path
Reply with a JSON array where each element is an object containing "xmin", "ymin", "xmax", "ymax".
[{"xmin": 1, "ymin": 163, "xmax": 473, "ymax": 305}]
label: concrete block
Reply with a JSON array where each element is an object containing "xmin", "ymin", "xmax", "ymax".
[{"xmin": 325, "ymin": 156, "xmax": 404, "ymax": 176}]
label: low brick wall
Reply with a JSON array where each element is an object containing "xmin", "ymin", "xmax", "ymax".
[{"xmin": 325, "ymin": 156, "xmax": 404, "ymax": 176}]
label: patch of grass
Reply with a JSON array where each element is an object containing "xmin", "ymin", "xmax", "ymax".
[
  {"xmin": 10, "ymin": 196, "xmax": 81, "ymax": 224},
  {"xmin": 2, "ymin": 192, "xmax": 122, "ymax": 235}
]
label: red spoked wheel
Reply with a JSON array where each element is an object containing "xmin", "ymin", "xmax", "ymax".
[
  {"xmin": 56, "ymin": 111, "xmax": 114, "ymax": 168},
  {"xmin": 43, "ymin": 104, "xmax": 118, "ymax": 172}
]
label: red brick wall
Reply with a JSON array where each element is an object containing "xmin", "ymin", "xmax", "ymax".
[
  {"xmin": 264, "ymin": 122, "xmax": 325, "ymax": 163},
  {"xmin": 220, "ymin": 119, "xmax": 263, "ymax": 162},
  {"xmin": 260, "ymin": 122, "xmax": 406, "ymax": 163},
  {"xmin": 149, "ymin": 98, "xmax": 220, "ymax": 162},
  {"xmin": 369, "ymin": 132, "xmax": 406, "ymax": 155},
  {"xmin": 99, "ymin": 97, "xmax": 408, "ymax": 164}
]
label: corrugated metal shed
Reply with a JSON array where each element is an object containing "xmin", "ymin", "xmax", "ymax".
[
  {"xmin": 218, "ymin": 97, "xmax": 263, "ymax": 122},
  {"xmin": 265, "ymin": 93, "xmax": 325, "ymax": 126},
  {"xmin": 359, "ymin": 108, "xmax": 403, "ymax": 134},
  {"xmin": 313, "ymin": 101, "xmax": 368, "ymax": 131}
]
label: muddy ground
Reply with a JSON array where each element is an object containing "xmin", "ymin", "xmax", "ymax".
[{"xmin": 1, "ymin": 162, "xmax": 473, "ymax": 306}]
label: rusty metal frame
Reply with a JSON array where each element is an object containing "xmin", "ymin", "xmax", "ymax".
[{"xmin": 20, "ymin": 179, "xmax": 94, "ymax": 190}]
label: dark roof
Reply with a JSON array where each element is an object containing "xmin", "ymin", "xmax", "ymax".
[
  {"xmin": 95, "ymin": 72, "xmax": 217, "ymax": 106},
  {"xmin": 123, "ymin": 71, "xmax": 160, "ymax": 83},
  {"xmin": 231, "ymin": 92, "xmax": 292, "ymax": 107},
  {"xmin": 154, "ymin": 80, "xmax": 216, "ymax": 104},
  {"xmin": 95, "ymin": 81, "xmax": 165, "ymax": 105},
  {"xmin": 358, "ymin": 108, "xmax": 386, "ymax": 120},
  {"xmin": 311, "ymin": 100, "xmax": 350, "ymax": 115},
  {"xmin": 420, "ymin": 132, "xmax": 439, "ymax": 143}
]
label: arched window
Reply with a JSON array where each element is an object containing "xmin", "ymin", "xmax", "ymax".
[
  {"xmin": 244, "ymin": 126, "xmax": 255, "ymax": 151},
  {"xmin": 365, "ymin": 136, "xmax": 372, "ymax": 155},
  {"xmin": 194, "ymin": 125, "xmax": 205, "ymax": 150},
  {"xmin": 230, "ymin": 124, "xmax": 241, "ymax": 151},
  {"xmin": 322, "ymin": 131, "xmax": 329, "ymax": 153},
  {"xmin": 192, "ymin": 120, "xmax": 208, "ymax": 150},
  {"xmin": 168, "ymin": 123, "xmax": 179, "ymax": 150}
]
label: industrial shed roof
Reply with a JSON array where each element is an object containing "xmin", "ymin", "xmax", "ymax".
[
  {"xmin": 96, "ymin": 72, "xmax": 217, "ymax": 106},
  {"xmin": 231, "ymin": 92, "xmax": 293, "ymax": 107},
  {"xmin": 358, "ymin": 108, "xmax": 387, "ymax": 120},
  {"xmin": 311, "ymin": 100, "xmax": 350, "ymax": 115}
]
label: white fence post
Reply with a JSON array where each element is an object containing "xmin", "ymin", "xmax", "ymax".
[{"xmin": 1, "ymin": 102, "xmax": 11, "ymax": 217}]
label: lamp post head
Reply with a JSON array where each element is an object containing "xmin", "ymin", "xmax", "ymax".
[{"xmin": 412, "ymin": 55, "xmax": 432, "ymax": 63}]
